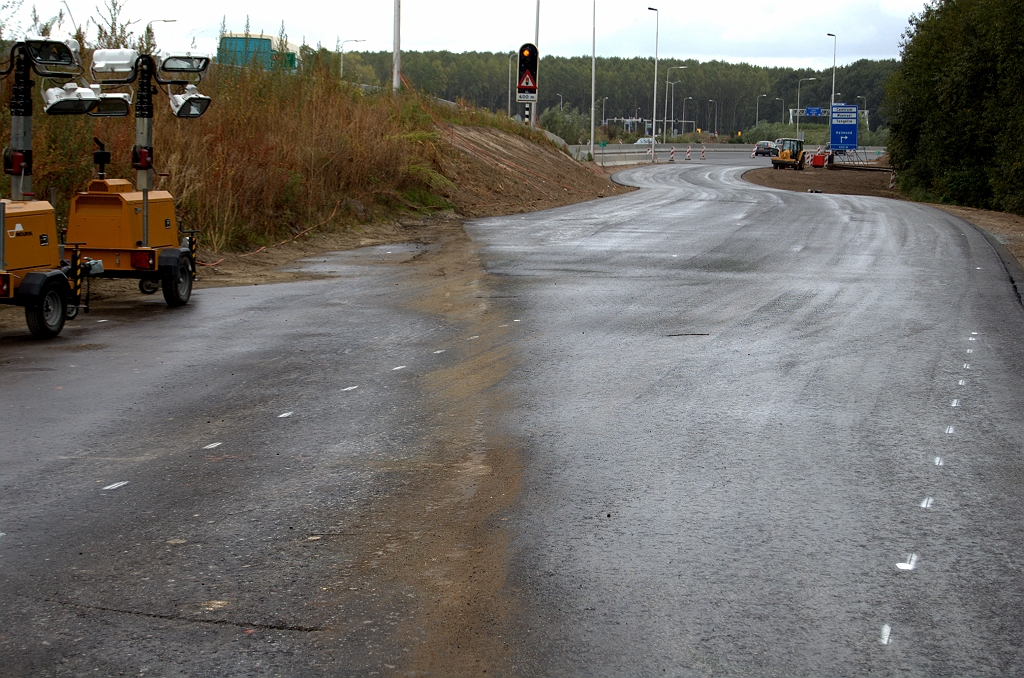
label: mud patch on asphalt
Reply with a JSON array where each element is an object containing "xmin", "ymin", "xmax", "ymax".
[{"xmin": 328, "ymin": 227, "xmax": 522, "ymax": 675}]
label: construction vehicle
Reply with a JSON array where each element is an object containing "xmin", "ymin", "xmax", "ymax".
[
  {"xmin": 0, "ymin": 37, "xmax": 99, "ymax": 338},
  {"xmin": 771, "ymin": 138, "xmax": 806, "ymax": 170},
  {"xmin": 64, "ymin": 50, "xmax": 211, "ymax": 306}
]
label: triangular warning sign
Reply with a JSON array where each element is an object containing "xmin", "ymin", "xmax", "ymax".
[{"xmin": 518, "ymin": 70, "xmax": 536, "ymax": 89}]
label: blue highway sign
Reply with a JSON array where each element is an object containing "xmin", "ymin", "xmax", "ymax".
[
  {"xmin": 830, "ymin": 104, "xmax": 858, "ymax": 151},
  {"xmin": 805, "ymin": 107, "xmax": 823, "ymax": 117}
]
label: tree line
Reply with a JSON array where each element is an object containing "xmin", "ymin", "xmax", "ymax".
[
  {"xmin": 352, "ymin": 50, "xmax": 897, "ymax": 134},
  {"xmin": 887, "ymin": 0, "xmax": 1023, "ymax": 214}
]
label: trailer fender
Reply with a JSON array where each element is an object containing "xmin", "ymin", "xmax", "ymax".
[
  {"xmin": 158, "ymin": 247, "xmax": 189, "ymax": 269},
  {"xmin": 15, "ymin": 270, "xmax": 69, "ymax": 307}
]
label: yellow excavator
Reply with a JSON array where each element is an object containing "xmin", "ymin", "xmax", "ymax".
[{"xmin": 771, "ymin": 138, "xmax": 806, "ymax": 170}]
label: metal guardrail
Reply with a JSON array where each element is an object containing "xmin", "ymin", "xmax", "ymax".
[{"xmin": 568, "ymin": 144, "xmax": 887, "ymax": 166}]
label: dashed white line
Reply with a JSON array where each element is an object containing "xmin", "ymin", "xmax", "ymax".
[
  {"xmin": 958, "ymin": 379, "xmax": 967, "ymax": 386},
  {"xmin": 102, "ymin": 481, "xmax": 129, "ymax": 490},
  {"xmin": 966, "ymin": 349, "xmax": 973, "ymax": 354},
  {"xmin": 951, "ymin": 399, "xmax": 960, "ymax": 407},
  {"xmin": 433, "ymin": 350, "xmax": 445, "ymax": 354},
  {"xmin": 972, "ymin": 332, "xmax": 979, "ymax": 335},
  {"xmin": 963, "ymin": 363, "xmax": 971, "ymax": 369},
  {"xmin": 513, "ymin": 319, "xmax": 521, "ymax": 322},
  {"xmin": 466, "ymin": 336, "xmax": 480, "ymax": 341},
  {"xmin": 203, "ymin": 442, "xmax": 222, "ymax": 449},
  {"xmin": 392, "ymin": 366, "xmax": 406, "ymax": 371},
  {"xmin": 896, "ymin": 554, "xmax": 919, "ymax": 571},
  {"xmin": 920, "ymin": 496, "xmax": 934, "ymax": 508},
  {"xmin": 342, "ymin": 386, "xmax": 358, "ymax": 391},
  {"xmin": 278, "ymin": 412, "xmax": 293, "ymax": 418},
  {"xmin": 934, "ymin": 456, "xmax": 944, "ymax": 466},
  {"xmin": 969, "ymin": 337, "xmax": 976, "ymax": 341},
  {"xmin": 945, "ymin": 426, "xmax": 955, "ymax": 434},
  {"xmin": 880, "ymin": 625, "xmax": 892, "ymax": 645},
  {"xmin": 96, "ymin": 319, "xmax": 108, "ymax": 323}
]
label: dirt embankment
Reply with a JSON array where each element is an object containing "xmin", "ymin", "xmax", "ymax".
[{"xmin": 0, "ymin": 125, "xmax": 631, "ymax": 333}]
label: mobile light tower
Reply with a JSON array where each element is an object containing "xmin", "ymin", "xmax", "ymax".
[{"xmin": 796, "ymin": 77, "xmax": 816, "ymax": 139}]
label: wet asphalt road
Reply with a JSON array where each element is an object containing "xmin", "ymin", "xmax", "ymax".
[
  {"xmin": 466, "ymin": 160, "xmax": 1024, "ymax": 675},
  {"xmin": 2, "ymin": 156, "xmax": 1024, "ymax": 676}
]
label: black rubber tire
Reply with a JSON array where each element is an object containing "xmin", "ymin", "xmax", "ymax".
[
  {"xmin": 25, "ymin": 280, "xmax": 68, "ymax": 339},
  {"xmin": 161, "ymin": 254, "xmax": 194, "ymax": 307},
  {"xmin": 139, "ymin": 278, "xmax": 159, "ymax": 295},
  {"xmin": 66, "ymin": 304, "xmax": 79, "ymax": 320}
]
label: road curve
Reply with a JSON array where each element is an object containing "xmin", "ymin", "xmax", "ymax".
[{"xmin": 465, "ymin": 161, "xmax": 1024, "ymax": 676}]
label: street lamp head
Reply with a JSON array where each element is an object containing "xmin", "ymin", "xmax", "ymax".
[
  {"xmin": 648, "ymin": 6, "xmax": 657, "ymax": 10},
  {"xmin": 827, "ymin": 33, "xmax": 835, "ymax": 37}
]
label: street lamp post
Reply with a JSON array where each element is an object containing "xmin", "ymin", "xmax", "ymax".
[
  {"xmin": 648, "ymin": 7, "xmax": 658, "ymax": 159},
  {"xmin": 663, "ymin": 65, "xmax": 685, "ymax": 143},
  {"xmin": 776, "ymin": 97, "xmax": 784, "ymax": 124},
  {"xmin": 755, "ymin": 93, "xmax": 767, "ymax": 127},
  {"xmin": 668, "ymin": 81, "xmax": 680, "ymax": 137},
  {"xmin": 708, "ymin": 99, "xmax": 718, "ymax": 137},
  {"xmin": 796, "ymin": 76, "xmax": 816, "ymax": 139},
  {"xmin": 681, "ymin": 95, "xmax": 692, "ymax": 134},
  {"xmin": 590, "ymin": 0, "xmax": 596, "ymax": 162},
  {"xmin": 857, "ymin": 95, "xmax": 868, "ymax": 129},
  {"xmin": 827, "ymin": 32, "xmax": 837, "ymax": 110},
  {"xmin": 556, "ymin": 93, "xmax": 563, "ymax": 111},
  {"xmin": 339, "ymin": 39, "xmax": 365, "ymax": 79},
  {"xmin": 392, "ymin": 0, "xmax": 401, "ymax": 93},
  {"xmin": 602, "ymin": 96, "xmax": 608, "ymax": 125}
]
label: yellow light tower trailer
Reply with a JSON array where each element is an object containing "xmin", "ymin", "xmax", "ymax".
[
  {"xmin": 65, "ymin": 50, "xmax": 211, "ymax": 306},
  {"xmin": 0, "ymin": 38, "xmax": 98, "ymax": 338}
]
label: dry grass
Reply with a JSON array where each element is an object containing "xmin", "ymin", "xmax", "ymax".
[{"xmin": 0, "ymin": 63, "xmax": 558, "ymax": 251}]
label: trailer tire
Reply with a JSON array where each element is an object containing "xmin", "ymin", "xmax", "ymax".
[
  {"xmin": 25, "ymin": 280, "xmax": 68, "ymax": 339},
  {"xmin": 66, "ymin": 305, "xmax": 78, "ymax": 320},
  {"xmin": 139, "ymin": 278, "xmax": 159, "ymax": 295},
  {"xmin": 161, "ymin": 253, "xmax": 193, "ymax": 307}
]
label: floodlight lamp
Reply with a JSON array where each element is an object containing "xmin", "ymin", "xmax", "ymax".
[
  {"xmin": 23, "ymin": 35, "xmax": 78, "ymax": 66},
  {"xmin": 92, "ymin": 48, "xmax": 140, "ymax": 74},
  {"xmin": 43, "ymin": 81, "xmax": 99, "ymax": 115},
  {"xmin": 89, "ymin": 91, "xmax": 132, "ymax": 117},
  {"xmin": 161, "ymin": 54, "xmax": 211, "ymax": 74},
  {"xmin": 169, "ymin": 84, "xmax": 211, "ymax": 118}
]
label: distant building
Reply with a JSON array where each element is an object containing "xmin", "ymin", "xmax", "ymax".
[{"xmin": 217, "ymin": 33, "xmax": 299, "ymax": 70}]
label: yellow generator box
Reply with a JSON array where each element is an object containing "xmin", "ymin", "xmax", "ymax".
[
  {"xmin": 2, "ymin": 199, "xmax": 60, "ymax": 273},
  {"xmin": 67, "ymin": 179, "xmax": 178, "ymax": 260}
]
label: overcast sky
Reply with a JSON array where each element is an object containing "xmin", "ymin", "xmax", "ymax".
[{"xmin": 17, "ymin": 0, "xmax": 925, "ymax": 69}]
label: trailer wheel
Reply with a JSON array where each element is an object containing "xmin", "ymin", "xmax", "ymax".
[
  {"xmin": 161, "ymin": 254, "xmax": 193, "ymax": 307},
  {"xmin": 139, "ymin": 278, "xmax": 159, "ymax": 295},
  {"xmin": 25, "ymin": 280, "xmax": 68, "ymax": 339},
  {"xmin": 66, "ymin": 305, "xmax": 79, "ymax": 320}
]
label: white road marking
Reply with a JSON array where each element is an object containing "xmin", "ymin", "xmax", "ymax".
[
  {"xmin": 969, "ymin": 337, "xmax": 976, "ymax": 341},
  {"xmin": 672, "ymin": 254, "xmax": 678, "ymax": 257},
  {"xmin": 972, "ymin": 332, "xmax": 978, "ymax": 335},
  {"xmin": 0, "ymin": 532, "xmax": 6, "ymax": 538},
  {"xmin": 278, "ymin": 412, "xmax": 293, "ymax": 418},
  {"xmin": 342, "ymin": 386, "xmax": 358, "ymax": 391},
  {"xmin": 433, "ymin": 350, "xmax": 445, "ymax": 354},
  {"xmin": 920, "ymin": 496, "xmax": 934, "ymax": 508},
  {"xmin": 896, "ymin": 554, "xmax": 919, "ymax": 570},
  {"xmin": 880, "ymin": 625, "xmax": 892, "ymax": 645},
  {"xmin": 102, "ymin": 481, "xmax": 129, "ymax": 490},
  {"xmin": 958, "ymin": 380, "xmax": 967, "ymax": 386},
  {"xmin": 513, "ymin": 319, "xmax": 521, "ymax": 322},
  {"xmin": 966, "ymin": 349, "xmax": 973, "ymax": 354},
  {"xmin": 951, "ymin": 400, "xmax": 960, "ymax": 407},
  {"xmin": 935, "ymin": 457, "xmax": 944, "ymax": 466},
  {"xmin": 964, "ymin": 363, "xmax": 971, "ymax": 369},
  {"xmin": 203, "ymin": 442, "xmax": 222, "ymax": 449},
  {"xmin": 392, "ymin": 366, "xmax": 406, "ymax": 371},
  {"xmin": 466, "ymin": 336, "xmax": 480, "ymax": 341},
  {"xmin": 97, "ymin": 319, "xmax": 108, "ymax": 323},
  {"xmin": 945, "ymin": 426, "xmax": 955, "ymax": 434}
]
